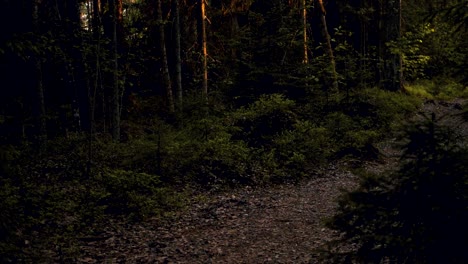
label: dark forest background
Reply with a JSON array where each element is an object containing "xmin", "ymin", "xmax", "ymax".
[{"xmin": 0, "ymin": 0, "xmax": 467, "ymax": 262}]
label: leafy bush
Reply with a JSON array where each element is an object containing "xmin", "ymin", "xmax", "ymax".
[{"xmin": 323, "ymin": 116, "xmax": 468, "ymax": 263}]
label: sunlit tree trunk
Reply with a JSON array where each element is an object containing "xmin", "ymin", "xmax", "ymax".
[
  {"xmin": 174, "ymin": 0, "xmax": 183, "ymax": 111},
  {"xmin": 302, "ymin": 0, "xmax": 309, "ymax": 64},
  {"xmin": 201, "ymin": 0, "xmax": 208, "ymax": 99},
  {"xmin": 157, "ymin": 0, "xmax": 175, "ymax": 113},
  {"xmin": 33, "ymin": 0, "xmax": 47, "ymax": 149},
  {"xmin": 318, "ymin": 0, "xmax": 338, "ymax": 92},
  {"xmin": 398, "ymin": 0, "xmax": 403, "ymax": 90}
]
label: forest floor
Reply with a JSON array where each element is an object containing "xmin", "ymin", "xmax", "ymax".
[{"xmin": 76, "ymin": 99, "xmax": 466, "ymax": 264}]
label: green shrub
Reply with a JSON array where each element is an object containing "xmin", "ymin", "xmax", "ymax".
[
  {"xmin": 323, "ymin": 116, "xmax": 468, "ymax": 263},
  {"xmin": 273, "ymin": 121, "xmax": 333, "ymax": 178},
  {"xmin": 405, "ymin": 81, "xmax": 435, "ymax": 99},
  {"xmin": 164, "ymin": 130, "xmax": 251, "ymax": 187},
  {"xmin": 349, "ymin": 88, "xmax": 421, "ymax": 129},
  {"xmin": 321, "ymin": 88, "xmax": 421, "ymax": 158},
  {"xmin": 323, "ymin": 112, "xmax": 379, "ymax": 158},
  {"xmin": 230, "ymin": 94, "xmax": 335, "ymax": 182},
  {"xmin": 98, "ymin": 169, "xmax": 179, "ymax": 220},
  {"xmin": 0, "ymin": 146, "xmax": 21, "ymax": 242},
  {"xmin": 405, "ymin": 79, "xmax": 467, "ymax": 99},
  {"xmin": 0, "ymin": 177, "xmax": 21, "ymax": 262},
  {"xmin": 0, "ymin": 141, "xmax": 89, "ymax": 262},
  {"xmin": 0, "ymin": 135, "xmax": 189, "ymax": 262},
  {"xmin": 231, "ymin": 94, "xmax": 297, "ymax": 148}
]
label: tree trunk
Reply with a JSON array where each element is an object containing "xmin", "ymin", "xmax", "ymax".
[
  {"xmin": 111, "ymin": 0, "xmax": 120, "ymax": 142},
  {"xmin": 318, "ymin": 0, "xmax": 338, "ymax": 92},
  {"xmin": 33, "ymin": 0, "xmax": 47, "ymax": 149},
  {"xmin": 380, "ymin": 0, "xmax": 402, "ymax": 91},
  {"xmin": 302, "ymin": 0, "xmax": 308, "ymax": 64},
  {"xmin": 93, "ymin": 0, "xmax": 101, "ymax": 34},
  {"xmin": 157, "ymin": 0, "xmax": 175, "ymax": 113},
  {"xmin": 230, "ymin": 13, "xmax": 240, "ymax": 59},
  {"xmin": 174, "ymin": 0, "xmax": 183, "ymax": 111},
  {"xmin": 201, "ymin": 0, "xmax": 208, "ymax": 100},
  {"xmin": 91, "ymin": 0, "xmax": 101, "ymax": 130}
]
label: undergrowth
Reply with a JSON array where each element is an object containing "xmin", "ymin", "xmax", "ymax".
[
  {"xmin": 0, "ymin": 87, "xmax": 423, "ymax": 262},
  {"xmin": 322, "ymin": 114, "xmax": 468, "ymax": 263},
  {"xmin": 405, "ymin": 78, "xmax": 468, "ymax": 99}
]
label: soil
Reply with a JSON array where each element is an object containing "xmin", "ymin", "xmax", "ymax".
[{"xmin": 76, "ymin": 99, "xmax": 466, "ymax": 264}]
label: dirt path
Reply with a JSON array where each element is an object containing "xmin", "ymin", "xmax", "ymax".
[
  {"xmin": 78, "ymin": 165, "xmax": 358, "ymax": 263},
  {"xmin": 77, "ymin": 99, "xmax": 466, "ymax": 264}
]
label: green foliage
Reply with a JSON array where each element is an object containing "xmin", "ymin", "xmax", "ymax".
[
  {"xmin": 0, "ymin": 142, "xmax": 85, "ymax": 262},
  {"xmin": 322, "ymin": 88, "xmax": 421, "ymax": 158},
  {"xmin": 232, "ymin": 94, "xmax": 297, "ymax": 148},
  {"xmin": 402, "ymin": 1, "xmax": 467, "ymax": 83},
  {"xmin": 438, "ymin": 2, "xmax": 468, "ymax": 32},
  {"xmin": 0, "ymin": 178, "xmax": 21, "ymax": 261},
  {"xmin": 358, "ymin": 88, "xmax": 422, "ymax": 127},
  {"xmin": 0, "ymin": 145, "xmax": 29, "ymax": 261},
  {"xmin": 0, "ymin": 135, "xmax": 187, "ymax": 262},
  {"xmin": 230, "ymin": 94, "xmax": 305, "ymax": 181},
  {"xmin": 404, "ymin": 82, "xmax": 435, "ymax": 99},
  {"xmin": 5, "ymin": 0, "xmax": 465, "ymax": 261},
  {"xmin": 323, "ymin": 117, "xmax": 468, "ymax": 263},
  {"xmin": 333, "ymin": 26, "xmax": 365, "ymax": 87},
  {"xmin": 388, "ymin": 27, "xmax": 432, "ymax": 81},
  {"xmin": 322, "ymin": 111, "xmax": 377, "ymax": 159},
  {"xmin": 164, "ymin": 129, "xmax": 251, "ymax": 187},
  {"xmin": 99, "ymin": 169, "xmax": 176, "ymax": 220},
  {"xmin": 273, "ymin": 121, "xmax": 332, "ymax": 176},
  {"xmin": 405, "ymin": 79, "xmax": 468, "ymax": 99}
]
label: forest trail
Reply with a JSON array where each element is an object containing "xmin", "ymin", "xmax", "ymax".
[
  {"xmin": 77, "ymin": 99, "xmax": 466, "ymax": 264},
  {"xmin": 78, "ymin": 165, "xmax": 359, "ymax": 263}
]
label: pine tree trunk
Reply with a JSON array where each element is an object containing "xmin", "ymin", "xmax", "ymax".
[
  {"xmin": 302, "ymin": 0, "xmax": 309, "ymax": 64},
  {"xmin": 93, "ymin": 0, "xmax": 101, "ymax": 38},
  {"xmin": 33, "ymin": 0, "xmax": 47, "ymax": 149},
  {"xmin": 91, "ymin": 0, "xmax": 101, "ymax": 131},
  {"xmin": 34, "ymin": 59, "xmax": 47, "ymax": 146},
  {"xmin": 201, "ymin": 0, "xmax": 208, "ymax": 100},
  {"xmin": 158, "ymin": 0, "xmax": 175, "ymax": 113},
  {"xmin": 318, "ymin": 0, "xmax": 338, "ymax": 92},
  {"xmin": 111, "ymin": 0, "xmax": 120, "ymax": 142},
  {"xmin": 380, "ymin": 0, "xmax": 402, "ymax": 91},
  {"xmin": 174, "ymin": 0, "xmax": 183, "ymax": 111},
  {"xmin": 230, "ymin": 13, "xmax": 239, "ymax": 59}
]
